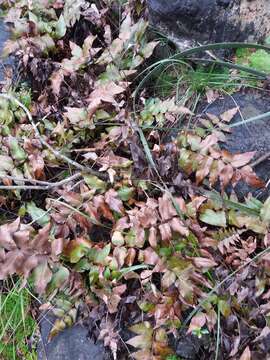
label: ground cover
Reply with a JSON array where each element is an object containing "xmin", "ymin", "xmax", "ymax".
[{"xmin": 1, "ymin": 1, "xmax": 270, "ymax": 359}]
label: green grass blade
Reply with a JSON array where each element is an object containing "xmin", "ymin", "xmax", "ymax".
[
  {"xmin": 177, "ymin": 42, "xmax": 270, "ymax": 57},
  {"xmin": 228, "ymin": 111, "xmax": 270, "ymax": 128}
]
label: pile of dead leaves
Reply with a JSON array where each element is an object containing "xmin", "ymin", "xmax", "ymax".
[{"xmin": 1, "ymin": 1, "xmax": 270, "ymax": 359}]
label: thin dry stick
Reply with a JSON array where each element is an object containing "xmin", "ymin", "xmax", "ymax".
[
  {"xmin": 0, "ymin": 173, "xmax": 82, "ymax": 190},
  {"xmin": 0, "ymin": 185, "xmax": 52, "ymax": 190},
  {"xmin": 0, "ymin": 93, "xmax": 107, "ymax": 180},
  {"xmin": 0, "ymin": 174, "xmax": 62, "ymax": 185},
  {"xmin": 250, "ymin": 151, "xmax": 270, "ymax": 168}
]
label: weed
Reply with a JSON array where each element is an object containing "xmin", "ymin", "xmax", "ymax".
[
  {"xmin": 192, "ymin": 327, "xmax": 209, "ymax": 339},
  {"xmin": 236, "ymin": 48, "xmax": 270, "ymax": 73},
  {"xmin": 166, "ymin": 355, "xmax": 182, "ymax": 360}
]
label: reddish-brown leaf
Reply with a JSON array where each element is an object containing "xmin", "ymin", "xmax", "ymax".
[
  {"xmin": 148, "ymin": 226, "xmax": 158, "ymax": 248},
  {"xmin": 125, "ymin": 248, "xmax": 136, "ymax": 266},
  {"xmin": 97, "ymin": 150, "xmax": 132, "ymax": 170},
  {"xmin": 222, "ymin": 151, "xmax": 255, "ymax": 168},
  {"xmin": 219, "ymin": 164, "xmax": 234, "ymax": 190},
  {"xmin": 193, "ymin": 257, "xmax": 217, "ymax": 268},
  {"xmin": 161, "ymin": 270, "xmax": 176, "ymax": 289},
  {"xmin": 87, "ymin": 82, "xmax": 125, "ymax": 110},
  {"xmin": 239, "ymin": 346, "xmax": 251, "ymax": 360},
  {"xmin": 220, "ymin": 107, "xmax": 238, "ymax": 122},
  {"xmin": 29, "ymin": 153, "xmax": 45, "ymax": 179},
  {"xmin": 33, "ymin": 260, "xmax": 52, "ymax": 294},
  {"xmin": 199, "ymin": 134, "xmax": 219, "ymax": 154},
  {"xmin": 50, "ymin": 69, "xmax": 64, "ymax": 95},
  {"xmin": 240, "ymin": 166, "xmax": 265, "ymax": 188},
  {"xmin": 170, "ymin": 217, "xmax": 189, "ymax": 236},
  {"xmin": 159, "ymin": 223, "xmax": 172, "ymax": 243},
  {"xmin": 0, "ymin": 218, "xmax": 20, "ymax": 250},
  {"xmin": 105, "ymin": 189, "xmax": 124, "ymax": 214},
  {"xmin": 51, "ymin": 237, "xmax": 64, "ymax": 258},
  {"xmin": 139, "ymin": 247, "xmax": 160, "ymax": 265},
  {"xmin": 137, "ymin": 206, "xmax": 158, "ymax": 228},
  {"xmin": 209, "ymin": 160, "xmax": 220, "ymax": 186},
  {"xmin": 187, "ymin": 313, "xmax": 206, "ymax": 333},
  {"xmin": 158, "ymin": 195, "xmax": 177, "ymax": 221},
  {"xmin": 196, "ymin": 156, "xmax": 213, "ymax": 184},
  {"xmin": 113, "ymin": 246, "xmax": 127, "ymax": 268}
]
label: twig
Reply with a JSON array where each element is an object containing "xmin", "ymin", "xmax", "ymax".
[
  {"xmin": 250, "ymin": 151, "xmax": 270, "ymax": 168},
  {"xmin": 0, "ymin": 185, "xmax": 52, "ymax": 190},
  {"xmin": 0, "ymin": 93, "xmax": 107, "ymax": 180},
  {"xmin": 0, "ymin": 174, "xmax": 60, "ymax": 185},
  {"xmin": 0, "ymin": 173, "xmax": 82, "ymax": 190},
  {"xmin": 214, "ymin": 306, "xmax": 221, "ymax": 360}
]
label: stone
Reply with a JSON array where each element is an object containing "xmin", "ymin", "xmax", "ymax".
[
  {"xmin": 175, "ymin": 336, "xmax": 200, "ymax": 359},
  {"xmin": 175, "ymin": 333, "xmax": 208, "ymax": 359},
  {"xmin": 199, "ymin": 90, "xmax": 270, "ymax": 200},
  {"xmin": 0, "ymin": 20, "xmax": 13, "ymax": 81},
  {"xmin": 148, "ymin": 0, "xmax": 270, "ymax": 50},
  {"xmin": 37, "ymin": 312, "xmax": 105, "ymax": 360}
]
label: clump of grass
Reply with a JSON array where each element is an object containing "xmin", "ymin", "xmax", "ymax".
[
  {"xmin": 147, "ymin": 58, "xmax": 262, "ymax": 103},
  {"xmin": 0, "ymin": 280, "xmax": 37, "ymax": 360},
  {"xmin": 138, "ymin": 41, "xmax": 270, "ymax": 102}
]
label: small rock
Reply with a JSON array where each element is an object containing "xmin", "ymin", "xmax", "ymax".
[
  {"xmin": 38, "ymin": 312, "xmax": 105, "ymax": 360},
  {"xmin": 175, "ymin": 334, "xmax": 202, "ymax": 359},
  {"xmin": 148, "ymin": 0, "xmax": 270, "ymax": 50},
  {"xmin": 0, "ymin": 20, "xmax": 13, "ymax": 81},
  {"xmin": 200, "ymin": 90, "xmax": 270, "ymax": 200}
]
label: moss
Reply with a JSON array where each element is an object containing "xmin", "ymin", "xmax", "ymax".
[{"xmin": 0, "ymin": 286, "xmax": 37, "ymax": 360}]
